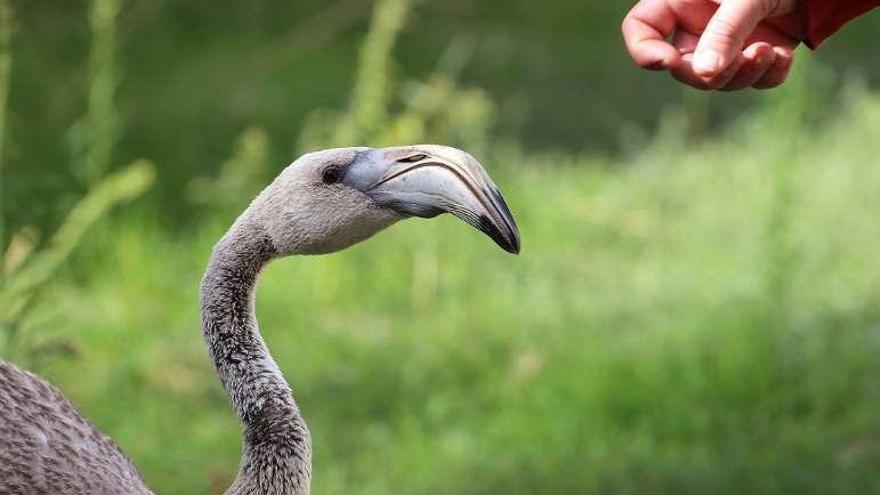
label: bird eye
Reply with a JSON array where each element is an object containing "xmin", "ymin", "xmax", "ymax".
[
  {"xmin": 322, "ymin": 166, "xmax": 343, "ymax": 184},
  {"xmin": 398, "ymin": 154, "xmax": 427, "ymax": 163}
]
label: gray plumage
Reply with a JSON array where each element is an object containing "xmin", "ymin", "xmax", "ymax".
[
  {"xmin": 0, "ymin": 361, "xmax": 153, "ymax": 495},
  {"xmin": 0, "ymin": 145, "xmax": 520, "ymax": 495}
]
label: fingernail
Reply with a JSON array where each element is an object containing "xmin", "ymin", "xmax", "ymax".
[{"xmin": 693, "ymin": 50, "xmax": 723, "ymax": 75}]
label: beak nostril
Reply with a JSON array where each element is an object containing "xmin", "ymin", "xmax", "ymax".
[{"xmin": 398, "ymin": 154, "xmax": 428, "ymax": 163}]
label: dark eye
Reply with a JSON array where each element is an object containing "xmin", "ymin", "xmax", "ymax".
[
  {"xmin": 398, "ymin": 154, "xmax": 427, "ymax": 163},
  {"xmin": 322, "ymin": 166, "xmax": 343, "ymax": 184}
]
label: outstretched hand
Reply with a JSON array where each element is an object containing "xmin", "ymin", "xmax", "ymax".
[{"xmin": 622, "ymin": 0, "xmax": 803, "ymax": 91}]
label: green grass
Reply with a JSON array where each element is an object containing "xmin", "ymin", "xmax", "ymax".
[{"xmin": 10, "ymin": 91, "xmax": 880, "ymax": 494}]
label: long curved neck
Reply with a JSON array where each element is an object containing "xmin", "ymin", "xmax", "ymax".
[{"xmin": 200, "ymin": 216, "xmax": 311, "ymax": 495}]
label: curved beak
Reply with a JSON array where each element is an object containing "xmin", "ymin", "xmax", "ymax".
[{"xmin": 344, "ymin": 145, "xmax": 521, "ymax": 254}]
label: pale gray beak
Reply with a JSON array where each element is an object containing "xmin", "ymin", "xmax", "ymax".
[{"xmin": 344, "ymin": 145, "xmax": 521, "ymax": 254}]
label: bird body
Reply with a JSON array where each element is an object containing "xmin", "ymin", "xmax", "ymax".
[
  {"xmin": 0, "ymin": 361, "xmax": 154, "ymax": 495},
  {"xmin": 0, "ymin": 145, "xmax": 519, "ymax": 494}
]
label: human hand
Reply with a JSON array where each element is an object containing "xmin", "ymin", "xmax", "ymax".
[{"xmin": 622, "ymin": 0, "xmax": 804, "ymax": 90}]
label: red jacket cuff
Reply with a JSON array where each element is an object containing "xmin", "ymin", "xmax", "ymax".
[{"xmin": 803, "ymin": 0, "xmax": 880, "ymax": 49}]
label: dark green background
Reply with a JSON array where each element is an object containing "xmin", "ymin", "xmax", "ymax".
[
  {"xmin": 4, "ymin": 3, "xmax": 880, "ymax": 493},
  {"xmin": 7, "ymin": 1, "xmax": 880, "ymax": 230}
]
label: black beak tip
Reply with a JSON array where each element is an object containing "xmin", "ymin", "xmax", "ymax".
[
  {"xmin": 508, "ymin": 235, "xmax": 521, "ymax": 255},
  {"xmin": 478, "ymin": 215, "xmax": 521, "ymax": 255},
  {"xmin": 502, "ymin": 229, "xmax": 521, "ymax": 255}
]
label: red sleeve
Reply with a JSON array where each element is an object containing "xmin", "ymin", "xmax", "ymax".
[{"xmin": 803, "ymin": 0, "xmax": 880, "ymax": 49}]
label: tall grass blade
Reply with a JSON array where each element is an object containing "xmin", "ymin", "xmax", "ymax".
[
  {"xmin": 72, "ymin": 0, "xmax": 121, "ymax": 185},
  {"xmin": 1, "ymin": 160, "xmax": 155, "ymax": 322},
  {"xmin": 335, "ymin": 0, "xmax": 410, "ymax": 144}
]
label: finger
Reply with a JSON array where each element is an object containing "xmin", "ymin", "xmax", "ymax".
[
  {"xmin": 720, "ymin": 42, "xmax": 776, "ymax": 91},
  {"xmin": 766, "ymin": 0, "xmax": 800, "ymax": 17},
  {"xmin": 671, "ymin": 29, "xmax": 700, "ymax": 55},
  {"xmin": 670, "ymin": 54, "xmax": 711, "ymax": 90},
  {"xmin": 703, "ymin": 52, "xmax": 747, "ymax": 89},
  {"xmin": 693, "ymin": 0, "xmax": 768, "ymax": 77},
  {"xmin": 754, "ymin": 46, "xmax": 794, "ymax": 89},
  {"xmin": 622, "ymin": 0, "xmax": 682, "ymax": 70},
  {"xmin": 744, "ymin": 23, "xmax": 800, "ymax": 52}
]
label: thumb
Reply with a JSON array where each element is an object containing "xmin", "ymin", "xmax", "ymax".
[{"xmin": 693, "ymin": 0, "xmax": 768, "ymax": 77}]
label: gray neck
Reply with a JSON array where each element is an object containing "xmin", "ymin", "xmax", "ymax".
[{"xmin": 200, "ymin": 216, "xmax": 311, "ymax": 495}]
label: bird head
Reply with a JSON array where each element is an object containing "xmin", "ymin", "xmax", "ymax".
[{"xmin": 247, "ymin": 145, "xmax": 520, "ymax": 256}]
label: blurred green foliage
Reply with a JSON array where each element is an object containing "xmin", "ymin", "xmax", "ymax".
[
  {"xmin": 1, "ymin": 0, "xmax": 154, "ymax": 361},
  {"xmin": 2, "ymin": 1, "xmax": 880, "ymax": 494},
  {"xmin": 298, "ymin": 0, "xmax": 494, "ymax": 157},
  {"xmin": 69, "ymin": 0, "xmax": 121, "ymax": 186},
  {"xmin": 0, "ymin": 0, "xmax": 11, "ymax": 247},
  {"xmin": 1, "ymin": 161, "xmax": 154, "ymax": 357},
  {"xmin": 5, "ymin": 0, "xmax": 880, "ymax": 233}
]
